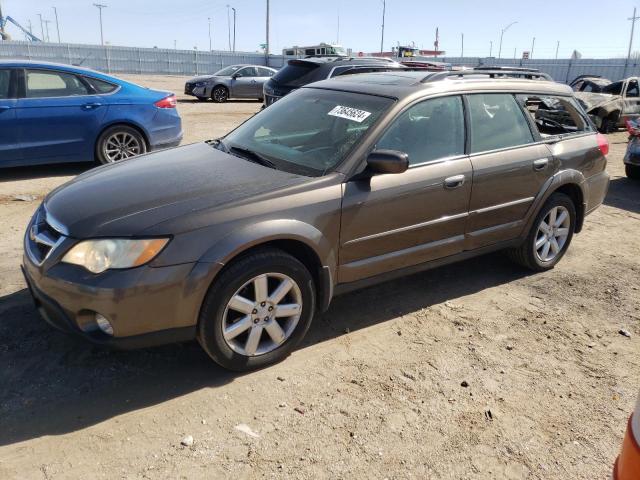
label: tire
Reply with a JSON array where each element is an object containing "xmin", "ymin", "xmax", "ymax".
[
  {"xmin": 507, "ymin": 192, "xmax": 576, "ymax": 271},
  {"xmin": 599, "ymin": 113, "xmax": 619, "ymax": 134},
  {"xmin": 198, "ymin": 248, "xmax": 316, "ymax": 371},
  {"xmin": 626, "ymin": 164, "xmax": 640, "ymax": 180},
  {"xmin": 95, "ymin": 125, "xmax": 147, "ymax": 164},
  {"xmin": 211, "ymin": 85, "xmax": 229, "ymax": 103}
]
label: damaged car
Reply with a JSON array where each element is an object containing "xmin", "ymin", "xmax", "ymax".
[
  {"xmin": 573, "ymin": 76, "xmax": 640, "ymax": 133},
  {"xmin": 185, "ymin": 65, "xmax": 277, "ymax": 103}
]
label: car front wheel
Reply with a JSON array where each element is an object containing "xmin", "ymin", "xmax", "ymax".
[
  {"xmin": 96, "ymin": 125, "xmax": 147, "ymax": 164},
  {"xmin": 507, "ymin": 192, "xmax": 576, "ymax": 271},
  {"xmin": 198, "ymin": 248, "xmax": 316, "ymax": 371},
  {"xmin": 212, "ymin": 86, "xmax": 229, "ymax": 103}
]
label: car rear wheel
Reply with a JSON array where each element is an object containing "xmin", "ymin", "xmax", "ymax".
[
  {"xmin": 507, "ymin": 192, "xmax": 576, "ymax": 271},
  {"xmin": 96, "ymin": 125, "xmax": 147, "ymax": 164},
  {"xmin": 198, "ymin": 248, "xmax": 316, "ymax": 371},
  {"xmin": 626, "ymin": 164, "xmax": 640, "ymax": 180},
  {"xmin": 212, "ymin": 85, "xmax": 229, "ymax": 103}
]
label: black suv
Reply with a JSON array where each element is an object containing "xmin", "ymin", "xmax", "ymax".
[{"xmin": 263, "ymin": 57, "xmax": 406, "ymax": 107}]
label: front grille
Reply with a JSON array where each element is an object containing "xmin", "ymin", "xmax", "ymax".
[
  {"xmin": 26, "ymin": 207, "xmax": 65, "ymax": 265},
  {"xmin": 184, "ymin": 83, "xmax": 194, "ymax": 94}
]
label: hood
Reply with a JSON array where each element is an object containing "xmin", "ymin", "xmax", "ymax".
[
  {"xmin": 574, "ymin": 92, "xmax": 620, "ymax": 112},
  {"xmin": 188, "ymin": 75, "xmax": 222, "ymax": 83},
  {"xmin": 44, "ymin": 143, "xmax": 310, "ymax": 238}
]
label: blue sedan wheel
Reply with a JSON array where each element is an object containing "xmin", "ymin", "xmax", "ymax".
[{"xmin": 96, "ymin": 125, "xmax": 147, "ymax": 164}]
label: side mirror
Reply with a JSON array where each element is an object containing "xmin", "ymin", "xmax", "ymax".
[
  {"xmin": 366, "ymin": 150, "xmax": 409, "ymax": 174},
  {"xmin": 232, "ymin": 74, "xmax": 239, "ymax": 79}
]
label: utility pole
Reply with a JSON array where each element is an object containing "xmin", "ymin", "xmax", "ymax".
[
  {"xmin": 0, "ymin": 0, "xmax": 6, "ymax": 40},
  {"xmin": 380, "ymin": 0, "xmax": 386, "ymax": 53},
  {"xmin": 208, "ymin": 17, "xmax": 212, "ymax": 51},
  {"xmin": 461, "ymin": 33, "xmax": 464, "ymax": 57},
  {"xmin": 513, "ymin": 47, "xmax": 516, "ymax": 60},
  {"xmin": 336, "ymin": 7, "xmax": 340, "ymax": 44},
  {"xmin": 555, "ymin": 41, "xmax": 559, "ymax": 59},
  {"xmin": 530, "ymin": 37, "xmax": 535, "ymax": 59},
  {"xmin": 174, "ymin": 39, "xmax": 177, "ymax": 50},
  {"xmin": 93, "ymin": 4, "xmax": 107, "ymax": 46},
  {"xmin": 38, "ymin": 13, "xmax": 45, "ymax": 40},
  {"xmin": 498, "ymin": 21, "xmax": 517, "ymax": 59},
  {"xmin": 226, "ymin": 4, "xmax": 231, "ymax": 51},
  {"xmin": 265, "ymin": 0, "xmax": 269, "ymax": 62},
  {"xmin": 627, "ymin": 7, "xmax": 639, "ymax": 67},
  {"xmin": 232, "ymin": 7, "xmax": 236, "ymax": 52},
  {"xmin": 489, "ymin": 40, "xmax": 493, "ymax": 57},
  {"xmin": 52, "ymin": 6, "xmax": 60, "ymax": 43},
  {"xmin": 43, "ymin": 20, "xmax": 51, "ymax": 42}
]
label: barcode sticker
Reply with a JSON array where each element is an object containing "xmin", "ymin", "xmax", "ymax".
[{"xmin": 328, "ymin": 105, "xmax": 372, "ymax": 123}]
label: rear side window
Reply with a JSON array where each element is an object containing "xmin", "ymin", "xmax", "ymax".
[
  {"xmin": 603, "ymin": 81, "xmax": 623, "ymax": 95},
  {"xmin": 376, "ymin": 95, "xmax": 465, "ymax": 165},
  {"xmin": 0, "ymin": 69, "xmax": 10, "ymax": 99},
  {"xmin": 467, "ymin": 93, "xmax": 534, "ymax": 153},
  {"xmin": 271, "ymin": 62, "xmax": 320, "ymax": 87},
  {"xmin": 85, "ymin": 76, "xmax": 117, "ymax": 94},
  {"xmin": 627, "ymin": 80, "xmax": 639, "ymax": 98},
  {"xmin": 25, "ymin": 70, "xmax": 89, "ymax": 98},
  {"xmin": 517, "ymin": 94, "xmax": 593, "ymax": 137},
  {"xmin": 258, "ymin": 68, "xmax": 274, "ymax": 77}
]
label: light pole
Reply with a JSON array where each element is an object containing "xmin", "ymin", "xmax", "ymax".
[
  {"xmin": 380, "ymin": 0, "xmax": 386, "ymax": 54},
  {"xmin": 43, "ymin": 19, "xmax": 51, "ymax": 41},
  {"xmin": 38, "ymin": 13, "xmax": 45, "ymax": 40},
  {"xmin": 52, "ymin": 6, "xmax": 60, "ymax": 42},
  {"xmin": 208, "ymin": 17, "xmax": 212, "ymax": 51},
  {"xmin": 231, "ymin": 7, "xmax": 236, "ymax": 52},
  {"xmin": 93, "ymin": 3, "xmax": 107, "ymax": 46},
  {"xmin": 461, "ymin": 33, "xmax": 464, "ymax": 57},
  {"xmin": 265, "ymin": 0, "xmax": 269, "ymax": 62},
  {"xmin": 226, "ymin": 4, "xmax": 231, "ymax": 51},
  {"xmin": 530, "ymin": 36, "xmax": 535, "ymax": 59},
  {"xmin": 489, "ymin": 40, "xmax": 493, "ymax": 57},
  {"xmin": 498, "ymin": 21, "xmax": 517, "ymax": 59},
  {"xmin": 555, "ymin": 40, "xmax": 559, "ymax": 59}
]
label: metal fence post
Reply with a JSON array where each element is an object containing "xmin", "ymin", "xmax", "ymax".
[{"xmin": 26, "ymin": 42, "xmax": 32, "ymax": 60}]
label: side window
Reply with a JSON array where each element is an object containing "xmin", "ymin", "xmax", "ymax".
[
  {"xmin": 467, "ymin": 93, "xmax": 533, "ymax": 153},
  {"xmin": 376, "ymin": 95, "xmax": 465, "ymax": 165},
  {"xmin": 603, "ymin": 81, "xmax": 623, "ymax": 95},
  {"xmin": 571, "ymin": 81, "xmax": 584, "ymax": 92},
  {"xmin": 0, "ymin": 69, "xmax": 10, "ymax": 99},
  {"xmin": 305, "ymin": 49, "xmax": 315, "ymax": 56},
  {"xmin": 25, "ymin": 70, "xmax": 89, "ymax": 98},
  {"xmin": 627, "ymin": 80, "xmax": 639, "ymax": 98},
  {"xmin": 258, "ymin": 68, "xmax": 274, "ymax": 77},
  {"xmin": 517, "ymin": 94, "xmax": 593, "ymax": 137},
  {"xmin": 236, "ymin": 67, "xmax": 257, "ymax": 78},
  {"xmin": 85, "ymin": 76, "xmax": 117, "ymax": 94}
]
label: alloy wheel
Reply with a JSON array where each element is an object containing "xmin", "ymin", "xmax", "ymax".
[
  {"xmin": 213, "ymin": 87, "xmax": 228, "ymax": 102},
  {"xmin": 222, "ymin": 273, "xmax": 303, "ymax": 356},
  {"xmin": 534, "ymin": 205, "xmax": 571, "ymax": 262},
  {"xmin": 103, "ymin": 132, "xmax": 143, "ymax": 162}
]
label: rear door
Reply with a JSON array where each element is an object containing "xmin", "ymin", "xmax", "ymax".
[
  {"xmin": 623, "ymin": 78, "xmax": 640, "ymax": 118},
  {"xmin": 231, "ymin": 67, "xmax": 259, "ymax": 97},
  {"xmin": 16, "ymin": 68, "xmax": 107, "ymax": 164},
  {"xmin": 339, "ymin": 95, "xmax": 473, "ymax": 283},
  {"xmin": 0, "ymin": 68, "xmax": 22, "ymax": 166},
  {"xmin": 464, "ymin": 93, "xmax": 553, "ymax": 249}
]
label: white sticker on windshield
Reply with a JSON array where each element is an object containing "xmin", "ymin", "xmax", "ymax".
[{"xmin": 328, "ymin": 105, "xmax": 372, "ymax": 123}]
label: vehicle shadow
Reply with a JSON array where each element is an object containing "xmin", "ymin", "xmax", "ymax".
[
  {"xmin": 0, "ymin": 163, "xmax": 92, "ymax": 182},
  {"xmin": 603, "ymin": 177, "xmax": 640, "ymax": 214},
  {"xmin": 177, "ymin": 98, "xmax": 261, "ymax": 104},
  {"xmin": 0, "ymin": 252, "xmax": 530, "ymax": 446}
]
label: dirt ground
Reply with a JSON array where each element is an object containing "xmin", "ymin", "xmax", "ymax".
[{"xmin": 0, "ymin": 75, "xmax": 639, "ymax": 480}]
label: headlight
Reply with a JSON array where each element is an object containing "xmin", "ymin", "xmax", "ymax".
[
  {"xmin": 62, "ymin": 238, "xmax": 169, "ymax": 274},
  {"xmin": 194, "ymin": 81, "xmax": 207, "ymax": 87}
]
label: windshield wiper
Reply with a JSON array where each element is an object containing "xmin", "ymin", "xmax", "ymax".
[{"xmin": 229, "ymin": 145, "xmax": 277, "ymax": 169}]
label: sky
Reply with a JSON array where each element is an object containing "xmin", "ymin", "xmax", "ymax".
[{"xmin": 2, "ymin": 0, "xmax": 640, "ymax": 59}]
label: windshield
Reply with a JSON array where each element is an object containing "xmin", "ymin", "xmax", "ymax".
[
  {"xmin": 215, "ymin": 65, "xmax": 244, "ymax": 76},
  {"xmin": 272, "ymin": 61, "xmax": 320, "ymax": 87},
  {"xmin": 223, "ymin": 88, "xmax": 394, "ymax": 176}
]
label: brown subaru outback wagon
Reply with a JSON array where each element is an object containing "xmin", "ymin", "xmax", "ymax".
[{"xmin": 23, "ymin": 70, "xmax": 610, "ymax": 371}]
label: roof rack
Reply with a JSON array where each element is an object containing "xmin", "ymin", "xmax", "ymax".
[{"xmin": 421, "ymin": 69, "xmax": 552, "ymax": 83}]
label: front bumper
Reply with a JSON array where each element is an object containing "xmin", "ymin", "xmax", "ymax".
[{"xmin": 20, "ymin": 254, "xmax": 217, "ymax": 349}]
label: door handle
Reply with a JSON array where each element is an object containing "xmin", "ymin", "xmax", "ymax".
[
  {"xmin": 444, "ymin": 174, "xmax": 465, "ymax": 189},
  {"xmin": 533, "ymin": 158, "xmax": 549, "ymax": 171},
  {"xmin": 81, "ymin": 102, "xmax": 103, "ymax": 110}
]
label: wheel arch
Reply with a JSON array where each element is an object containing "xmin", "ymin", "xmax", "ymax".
[
  {"xmin": 211, "ymin": 83, "xmax": 230, "ymax": 98},
  {"xmin": 200, "ymin": 220, "xmax": 337, "ymax": 312}
]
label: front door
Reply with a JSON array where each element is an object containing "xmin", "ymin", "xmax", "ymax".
[
  {"xmin": 16, "ymin": 68, "xmax": 107, "ymax": 164},
  {"xmin": 231, "ymin": 67, "xmax": 259, "ymax": 97},
  {"xmin": 464, "ymin": 93, "xmax": 554, "ymax": 249},
  {"xmin": 0, "ymin": 68, "xmax": 22, "ymax": 167},
  {"xmin": 339, "ymin": 95, "xmax": 472, "ymax": 283}
]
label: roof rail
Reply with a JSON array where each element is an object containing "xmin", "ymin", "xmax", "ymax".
[{"xmin": 421, "ymin": 69, "xmax": 553, "ymax": 83}]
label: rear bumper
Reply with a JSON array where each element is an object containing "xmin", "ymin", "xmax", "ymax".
[{"xmin": 584, "ymin": 170, "xmax": 610, "ymax": 215}]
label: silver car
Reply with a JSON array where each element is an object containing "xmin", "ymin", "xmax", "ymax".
[{"xmin": 185, "ymin": 64, "xmax": 277, "ymax": 103}]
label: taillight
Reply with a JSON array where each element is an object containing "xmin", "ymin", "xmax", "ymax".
[
  {"xmin": 154, "ymin": 94, "xmax": 177, "ymax": 108},
  {"xmin": 596, "ymin": 133, "xmax": 609, "ymax": 156}
]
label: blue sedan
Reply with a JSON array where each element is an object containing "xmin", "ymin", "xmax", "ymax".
[{"xmin": 0, "ymin": 60, "xmax": 182, "ymax": 167}]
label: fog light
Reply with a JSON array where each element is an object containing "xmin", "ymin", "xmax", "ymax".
[{"xmin": 95, "ymin": 313, "xmax": 114, "ymax": 336}]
